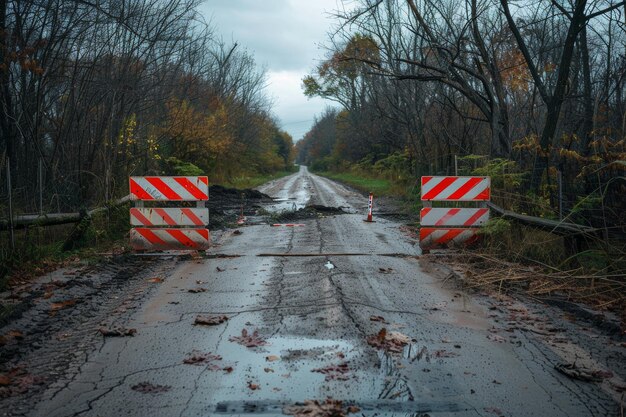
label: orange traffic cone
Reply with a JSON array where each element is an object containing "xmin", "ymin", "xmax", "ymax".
[{"xmin": 363, "ymin": 192, "xmax": 375, "ymax": 222}]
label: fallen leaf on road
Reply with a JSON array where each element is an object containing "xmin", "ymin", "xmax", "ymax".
[
  {"xmin": 216, "ymin": 267, "xmax": 225, "ymax": 272},
  {"xmin": 147, "ymin": 277, "xmax": 163, "ymax": 283},
  {"xmin": 194, "ymin": 315, "xmax": 228, "ymax": 326},
  {"xmin": 183, "ymin": 352, "xmax": 222, "ymax": 370},
  {"xmin": 266, "ymin": 355, "xmax": 280, "ymax": 362},
  {"xmin": 131, "ymin": 382, "xmax": 171, "ymax": 394},
  {"xmin": 284, "ymin": 399, "xmax": 360, "ymax": 417},
  {"xmin": 0, "ymin": 368, "xmax": 45, "ymax": 398},
  {"xmin": 367, "ymin": 328, "xmax": 410, "ymax": 353},
  {"xmin": 99, "ymin": 327, "xmax": 137, "ymax": 337},
  {"xmin": 188, "ymin": 287, "xmax": 207, "ymax": 293},
  {"xmin": 555, "ymin": 363, "xmax": 613, "ymax": 382},
  {"xmin": 264, "ymin": 368, "xmax": 274, "ymax": 373},
  {"xmin": 233, "ymin": 230, "xmax": 242, "ymax": 235},
  {"xmin": 433, "ymin": 350, "xmax": 459, "ymax": 358},
  {"xmin": 229, "ymin": 329, "xmax": 268, "ymax": 348},
  {"xmin": 50, "ymin": 299, "xmax": 77, "ymax": 312},
  {"xmin": 487, "ymin": 334, "xmax": 506, "ymax": 343},
  {"xmin": 369, "ymin": 315, "xmax": 387, "ymax": 323},
  {"xmin": 223, "ymin": 366, "xmax": 234, "ymax": 373},
  {"xmin": 312, "ymin": 362, "xmax": 351, "ymax": 381},
  {"xmin": 247, "ymin": 381, "xmax": 260, "ymax": 390},
  {"xmin": 0, "ymin": 330, "xmax": 24, "ymax": 346}
]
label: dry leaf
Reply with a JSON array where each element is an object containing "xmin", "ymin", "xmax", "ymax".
[
  {"xmin": 247, "ymin": 381, "xmax": 260, "ymax": 390},
  {"xmin": 148, "ymin": 277, "xmax": 164, "ymax": 283},
  {"xmin": 50, "ymin": 299, "xmax": 77, "ymax": 312},
  {"xmin": 366, "ymin": 328, "xmax": 410, "ymax": 353},
  {"xmin": 131, "ymin": 382, "xmax": 171, "ymax": 394},
  {"xmin": 266, "ymin": 355, "xmax": 280, "ymax": 362},
  {"xmin": 183, "ymin": 352, "xmax": 222, "ymax": 369},
  {"xmin": 188, "ymin": 287, "xmax": 207, "ymax": 293},
  {"xmin": 284, "ymin": 399, "xmax": 360, "ymax": 417},
  {"xmin": 229, "ymin": 329, "xmax": 268, "ymax": 348},
  {"xmin": 194, "ymin": 315, "xmax": 228, "ymax": 326},
  {"xmin": 99, "ymin": 327, "xmax": 137, "ymax": 337},
  {"xmin": 312, "ymin": 362, "xmax": 351, "ymax": 381}
]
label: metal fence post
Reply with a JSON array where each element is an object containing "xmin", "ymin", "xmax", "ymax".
[
  {"xmin": 557, "ymin": 170, "xmax": 563, "ymax": 220},
  {"xmin": 7, "ymin": 160, "xmax": 15, "ymax": 250},
  {"xmin": 39, "ymin": 158, "xmax": 43, "ymax": 215}
]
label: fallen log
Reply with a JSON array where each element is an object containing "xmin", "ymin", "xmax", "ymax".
[{"xmin": 0, "ymin": 195, "xmax": 131, "ymax": 231}]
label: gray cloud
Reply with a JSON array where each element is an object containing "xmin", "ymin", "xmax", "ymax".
[{"xmin": 198, "ymin": 0, "xmax": 339, "ymax": 140}]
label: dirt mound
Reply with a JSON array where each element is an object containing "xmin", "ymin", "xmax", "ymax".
[
  {"xmin": 208, "ymin": 185, "xmax": 271, "ymax": 207},
  {"xmin": 273, "ymin": 205, "xmax": 348, "ymax": 222}
]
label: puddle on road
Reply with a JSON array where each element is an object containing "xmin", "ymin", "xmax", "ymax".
[{"xmin": 207, "ymin": 335, "xmax": 453, "ymax": 416}]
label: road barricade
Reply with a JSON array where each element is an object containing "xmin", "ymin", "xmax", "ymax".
[
  {"xmin": 419, "ymin": 176, "xmax": 490, "ymax": 251},
  {"xmin": 129, "ymin": 176, "xmax": 210, "ymax": 251}
]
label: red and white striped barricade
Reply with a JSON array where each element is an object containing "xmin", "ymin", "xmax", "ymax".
[
  {"xmin": 419, "ymin": 176, "xmax": 490, "ymax": 250},
  {"xmin": 129, "ymin": 176, "xmax": 210, "ymax": 251}
]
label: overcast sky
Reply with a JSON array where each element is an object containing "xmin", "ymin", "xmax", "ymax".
[{"xmin": 198, "ymin": 1, "xmax": 340, "ymax": 141}]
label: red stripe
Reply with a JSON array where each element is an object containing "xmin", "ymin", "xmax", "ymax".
[
  {"xmin": 130, "ymin": 208, "xmax": 153, "ymax": 226},
  {"xmin": 154, "ymin": 208, "xmax": 177, "ymax": 226},
  {"xmin": 420, "ymin": 208, "xmax": 431, "ymax": 221},
  {"xmin": 421, "ymin": 176, "xmax": 433, "ymax": 186},
  {"xmin": 194, "ymin": 229, "xmax": 209, "ymax": 239},
  {"xmin": 168, "ymin": 229, "xmax": 199, "ymax": 248},
  {"xmin": 435, "ymin": 229, "xmax": 464, "ymax": 244},
  {"xmin": 419, "ymin": 228, "xmax": 437, "ymax": 241},
  {"xmin": 135, "ymin": 228, "xmax": 167, "ymax": 245},
  {"xmin": 174, "ymin": 177, "xmax": 208, "ymax": 200},
  {"xmin": 182, "ymin": 208, "xmax": 205, "ymax": 226},
  {"xmin": 422, "ymin": 177, "xmax": 456, "ymax": 200},
  {"xmin": 435, "ymin": 208, "xmax": 461, "ymax": 226},
  {"xmin": 199, "ymin": 176, "xmax": 208, "ymax": 185},
  {"xmin": 129, "ymin": 178, "xmax": 154, "ymax": 200},
  {"xmin": 447, "ymin": 177, "xmax": 483, "ymax": 200},
  {"xmin": 475, "ymin": 187, "xmax": 490, "ymax": 201},
  {"xmin": 463, "ymin": 208, "xmax": 489, "ymax": 226},
  {"xmin": 147, "ymin": 177, "xmax": 182, "ymax": 200}
]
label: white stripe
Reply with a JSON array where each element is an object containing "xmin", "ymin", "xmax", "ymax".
[
  {"xmin": 130, "ymin": 208, "xmax": 208, "ymax": 226},
  {"xmin": 130, "ymin": 176, "xmax": 208, "ymax": 201},
  {"xmin": 420, "ymin": 208, "xmax": 490, "ymax": 227},
  {"xmin": 419, "ymin": 228, "xmax": 479, "ymax": 249},
  {"xmin": 130, "ymin": 228, "xmax": 210, "ymax": 250},
  {"xmin": 421, "ymin": 176, "xmax": 490, "ymax": 201}
]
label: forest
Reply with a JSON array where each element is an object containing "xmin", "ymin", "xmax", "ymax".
[
  {"xmin": 0, "ymin": 0, "xmax": 294, "ymax": 216},
  {"xmin": 297, "ymin": 0, "xmax": 625, "ymax": 299},
  {"xmin": 298, "ymin": 0, "xmax": 624, "ymax": 219}
]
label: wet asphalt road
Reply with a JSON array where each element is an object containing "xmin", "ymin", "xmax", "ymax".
[{"xmin": 29, "ymin": 166, "xmax": 619, "ymax": 416}]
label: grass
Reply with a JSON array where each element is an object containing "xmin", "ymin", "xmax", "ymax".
[{"xmin": 225, "ymin": 169, "xmax": 297, "ymax": 189}]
